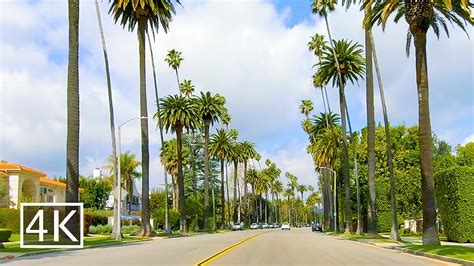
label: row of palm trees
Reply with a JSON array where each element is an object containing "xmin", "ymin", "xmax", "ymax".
[{"xmin": 300, "ymin": 0, "xmax": 472, "ymax": 245}]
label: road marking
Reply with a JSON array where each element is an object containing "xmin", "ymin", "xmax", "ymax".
[{"xmin": 194, "ymin": 231, "xmax": 270, "ymax": 266}]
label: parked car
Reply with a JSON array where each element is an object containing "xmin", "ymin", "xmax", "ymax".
[
  {"xmin": 232, "ymin": 223, "xmax": 243, "ymax": 231},
  {"xmin": 311, "ymin": 223, "xmax": 322, "ymax": 232},
  {"xmin": 262, "ymin": 223, "xmax": 268, "ymax": 229},
  {"xmin": 250, "ymin": 223, "xmax": 259, "ymax": 230},
  {"xmin": 268, "ymin": 224, "xmax": 274, "ymax": 228},
  {"xmin": 281, "ymin": 222, "xmax": 290, "ymax": 230},
  {"xmin": 274, "ymin": 223, "xmax": 280, "ymax": 228}
]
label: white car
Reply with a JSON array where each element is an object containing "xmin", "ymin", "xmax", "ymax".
[
  {"xmin": 262, "ymin": 223, "xmax": 268, "ymax": 229},
  {"xmin": 250, "ymin": 223, "xmax": 259, "ymax": 230},
  {"xmin": 232, "ymin": 223, "xmax": 243, "ymax": 231},
  {"xmin": 281, "ymin": 222, "xmax": 290, "ymax": 230}
]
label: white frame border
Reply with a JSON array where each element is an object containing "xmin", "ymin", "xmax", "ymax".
[{"xmin": 20, "ymin": 202, "xmax": 84, "ymax": 249}]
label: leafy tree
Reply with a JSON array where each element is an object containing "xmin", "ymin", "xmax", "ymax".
[
  {"xmin": 80, "ymin": 177, "xmax": 112, "ymax": 210},
  {"xmin": 363, "ymin": 0, "xmax": 472, "ymax": 246},
  {"xmin": 109, "ymin": 0, "xmax": 178, "ymax": 237},
  {"xmin": 456, "ymin": 142, "xmax": 474, "ymax": 166},
  {"xmin": 299, "ymin": 100, "xmax": 314, "ymax": 118},
  {"xmin": 179, "ymin": 79, "xmax": 194, "ymax": 97},
  {"xmin": 165, "ymin": 49, "xmax": 183, "ymax": 87}
]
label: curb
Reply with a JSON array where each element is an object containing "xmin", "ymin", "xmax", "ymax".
[
  {"xmin": 391, "ymin": 246, "xmax": 474, "ymax": 266},
  {"xmin": 0, "ymin": 238, "xmax": 151, "ymax": 261},
  {"xmin": 325, "ymin": 234, "xmax": 474, "ymax": 266}
]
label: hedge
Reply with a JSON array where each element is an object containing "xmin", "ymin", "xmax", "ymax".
[
  {"xmin": 0, "ymin": 229, "xmax": 12, "ymax": 242},
  {"xmin": 435, "ymin": 166, "xmax": 474, "ymax": 243},
  {"xmin": 84, "ymin": 209, "xmax": 112, "ymax": 226},
  {"xmin": 0, "ymin": 208, "xmax": 20, "ymax": 233}
]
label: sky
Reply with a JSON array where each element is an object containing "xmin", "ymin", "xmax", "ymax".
[{"xmin": 1, "ymin": 0, "xmax": 473, "ymax": 191}]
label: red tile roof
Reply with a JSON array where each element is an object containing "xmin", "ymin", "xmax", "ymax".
[{"xmin": 0, "ymin": 163, "xmax": 46, "ymax": 176}]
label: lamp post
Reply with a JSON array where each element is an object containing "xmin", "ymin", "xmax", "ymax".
[
  {"xmin": 318, "ymin": 166, "xmax": 337, "ymax": 233},
  {"xmin": 116, "ymin": 116, "xmax": 147, "ymax": 241}
]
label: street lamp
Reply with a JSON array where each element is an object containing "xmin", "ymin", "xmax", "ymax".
[
  {"xmin": 317, "ymin": 166, "xmax": 337, "ymax": 233},
  {"xmin": 116, "ymin": 116, "xmax": 147, "ymax": 241}
]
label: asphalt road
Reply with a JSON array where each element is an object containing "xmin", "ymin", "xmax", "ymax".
[{"xmin": 3, "ymin": 228, "xmax": 454, "ymax": 265}]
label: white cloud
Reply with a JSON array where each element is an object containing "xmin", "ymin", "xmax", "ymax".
[{"xmin": 462, "ymin": 134, "xmax": 474, "ymax": 146}]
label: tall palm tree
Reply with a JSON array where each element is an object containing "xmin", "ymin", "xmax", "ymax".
[
  {"xmin": 106, "ymin": 152, "xmax": 141, "ymax": 214},
  {"xmin": 66, "ymin": 0, "xmax": 80, "ymax": 237},
  {"xmin": 209, "ymin": 129, "xmax": 235, "ymax": 228},
  {"xmin": 146, "ymin": 31, "xmax": 171, "ymax": 233},
  {"xmin": 195, "ymin": 91, "xmax": 227, "ymax": 230},
  {"xmin": 230, "ymin": 142, "xmax": 244, "ymax": 222},
  {"xmin": 94, "ymin": 0, "xmax": 120, "ymax": 237},
  {"xmin": 165, "ymin": 49, "xmax": 184, "ymax": 88},
  {"xmin": 109, "ymin": 0, "xmax": 177, "ymax": 237},
  {"xmin": 299, "ymin": 100, "xmax": 314, "ymax": 118},
  {"xmin": 240, "ymin": 141, "xmax": 258, "ymax": 225},
  {"xmin": 297, "ymin": 185, "xmax": 307, "ymax": 203},
  {"xmin": 271, "ymin": 179, "xmax": 284, "ymax": 223},
  {"xmin": 157, "ymin": 94, "xmax": 198, "ymax": 232},
  {"xmin": 363, "ymin": 0, "xmax": 472, "ymax": 245},
  {"xmin": 314, "ymin": 38, "xmax": 365, "ymax": 233},
  {"xmin": 179, "ymin": 79, "xmax": 194, "ymax": 97}
]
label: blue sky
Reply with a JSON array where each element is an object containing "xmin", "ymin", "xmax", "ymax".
[{"xmin": 0, "ymin": 0, "xmax": 472, "ymax": 190}]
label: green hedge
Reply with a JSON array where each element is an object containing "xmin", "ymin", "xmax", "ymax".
[
  {"xmin": 0, "ymin": 229, "xmax": 12, "ymax": 242},
  {"xmin": 89, "ymin": 224, "xmax": 113, "ymax": 234},
  {"xmin": 84, "ymin": 209, "xmax": 112, "ymax": 226},
  {"xmin": 0, "ymin": 208, "xmax": 20, "ymax": 233},
  {"xmin": 435, "ymin": 166, "xmax": 474, "ymax": 243}
]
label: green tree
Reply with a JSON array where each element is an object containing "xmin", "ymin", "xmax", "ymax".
[
  {"xmin": 209, "ymin": 129, "xmax": 236, "ymax": 228},
  {"xmin": 239, "ymin": 141, "xmax": 258, "ymax": 225},
  {"xmin": 299, "ymin": 100, "xmax": 314, "ymax": 118},
  {"xmin": 66, "ymin": 0, "xmax": 80, "ymax": 238},
  {"xmin": 363, "ymin": 0, "xmax": 472, "ymax": 245},
  {"xmin": 165, "ymin": 49, "xmax": 184, "ymax": 87},
  {"xmin": 195, "ymin": 91, "xmax": 227, "ymax": 230},
  {"xmin": 158, "ymin": 94, "xmax": 198, "ymax": 232},
  {"xmin": 109, "ymin": 0, "xmax": 177, "ymax": 237},
  {"xmin": 179, "ymin": 79, "xmax": 194, "ymax": 97},
  {"xmin": 80, "ymin": 177, "xmax": 112, "ymax": 209}
]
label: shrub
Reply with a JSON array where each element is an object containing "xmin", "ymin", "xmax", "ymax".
[
  {"xmin": 0, "ymin": 229, "xmax": 12, "ymax": 242},
  {"xmin": 121, "ymin": 225, "xmax": 140, "ymax": 235},
  {"xmin": 83, "ymin": 214, "xmax": 92, "ymax": 236},
  {"xmin": 84, "ymin": 209, "xmax": 112, "ymax": 226},
  {"xmin": 0, "ymin": 208, "xmax": 20, "ymax": 233},
  {"xmin": 88, "ymin": 224, "xmax": 112, "ymax": 235},
  {"xmin": 435, "ymin": 166, "xmax": 474, "ymax": 243},
  {"xmin": 152, "ymin": 208, "xmax": 180, "ymax": 230}
]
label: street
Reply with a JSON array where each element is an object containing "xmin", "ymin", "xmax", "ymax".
[{"xmin": 3, "ymin": 228, "xmax": 453, "ymax": 265}]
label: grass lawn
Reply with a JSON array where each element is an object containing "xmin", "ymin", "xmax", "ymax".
[
  {"xmin": 326, "ymin": 232, "xmax": 387, "ymax": 240},
  {"xmin": 0, "ymin": 236, "xmax": 148, "ymax": 253},
  {"xmin": 404, "ymin": 245, "xmax": 474, "ymax": 262}
]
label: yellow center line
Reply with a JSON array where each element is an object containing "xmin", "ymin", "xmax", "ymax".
[{"xmin": 194, "ymin": 231, "xmax": 270, "ymax": 266}]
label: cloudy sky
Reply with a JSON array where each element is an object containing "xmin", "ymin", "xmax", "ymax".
[{"xmin": 1, "ymin": 0, "xmax": 472, "ymax": 190}]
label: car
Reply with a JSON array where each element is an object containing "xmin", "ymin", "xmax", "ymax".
[
  {"xmin": 281, "ymin": 222, "xmax": 290, "ymax": 230},
  {"xmin": 268, "ymin": 224, "xmax": 274, "ymax": 228},
  {"xmin": 311, "ymin": 223, "xmax": 322, "ymax": 232},
  {"xmin": 232, "ymin": 223, "xmax": 243, "ymax": 231},
  {"xmin": 250, "ymin": 223, "xmax": 259, "ymax": 230},
  {"xmin": 262, "ymin": 223, "xmax": 268, "ymax": 229}
]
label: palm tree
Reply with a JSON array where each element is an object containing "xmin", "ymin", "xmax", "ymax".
[
  {"xmin": 314, "ymin": 38, "xmax": 365, "ymax": 233},
  {"xmin": 239, "ymin": 141, "xmax": 258, "ymax": 225},
  {"xmin": 165, "ymin": 49, "xmax": 184, "ymax": 88},
  {"xmin": 160, "ymin": 139, "xmax": 190, "ymax": 210},
  {"xmin": 209, "ymin": 129, "xmax": 235, "ymax": 228},
  {"xmin": 195, "ymin": 91, "xmax": 227, "ymax": 230},
  {"xmin": 230, "ymin": 142, "xmax": 244, "ymax": 222},
  {"xmin": 363, "ymin": 0, "xmax": 472, "ymax": 245},
  {"xmin": 66, "ymin": 0, "xmax": 80, "ymax": 237},
  {"xmin": 106, "ymin": 152, "xmax": 141, "ymax": 214},
  {"xmin": 109, "ymin": 0, "xmax": 177, "ymax": 237},
  {"xmin": 299, "ymin": 100, "xmax": 314, "ymax": 118},
  {"xmin": 297, "ymin": 185, "xmax": 307, "ymax": 203},
  {"xmin": 94, "ymin": 0, "xmax": 120, "ymax": 237},
  {"xmin": 179, "ymin": 79, "xmax": 194, "ymax": 97},
  {"xmin": 157, "ymin": 94, "xmax": 198, "ymax": 232},
  {"xmin": 271, "ymin": 179, "xmax": 284, "ymax": 223}
]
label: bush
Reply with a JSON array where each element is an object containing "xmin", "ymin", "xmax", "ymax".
[
  {"xmin": 121, "ymin": 225, "xmax": 140, "ymax": 235},
  {"xmin": 84, "ymin": 209, "xmax": 112, "ymax": 226},
  {"xmin": 0, "ymin": 229, "xmax": 12, "ymax": 242},
  {"xmin": 152, "ymin": 208, "xmax": 180, "ymax": 230},
  {"xmin": 0, "ymin": 208, "xmax": 20, "ymax": 233},
  {"xmin": 83, "ymin": 214, "xmax": 92, "ymax": 236},
  {"xmin": 88, "ymin": 224, "xmax": 112, "ymax": 235},
  {"xmin": 435, "ymin": 166, "xmax": 474, "ymax": 243}
]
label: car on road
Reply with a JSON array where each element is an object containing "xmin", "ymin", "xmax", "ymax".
[
  {"xmin": 250, "ymin": 223, "xmax": 259, "ymax": 230},
  {"xmin": 281, "ymin": 222, "xmax": 290, "ymax": 230},
  {"xmin": 232, "ymin": 223, "xmax": 243, "ymax": 231},
  {"xmin": 311, "ymin": 223, "xmax": 322, "ymax": 232},
  {"xmin": 262, "ymin": 223, "xmax": 268, "ymax": 229}
]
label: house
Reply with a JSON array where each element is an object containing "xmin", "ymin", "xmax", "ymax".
[
  {"xmin": 105, "ymin": 180, "xmax": 141, "ymax": 214},
  {"xmin": 0, "ymin": 162, "xmax": 67, "ymax": 208}
]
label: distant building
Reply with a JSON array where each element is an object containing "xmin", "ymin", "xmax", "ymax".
[{"xmin": 0, "ymin": 162, "xmax": 67, "ymax": 208}]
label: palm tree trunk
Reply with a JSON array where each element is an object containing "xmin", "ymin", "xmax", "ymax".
[
  {"xmin": 413, "ymin": 31, "xmax": 440, "ymax": 245},
  {"xmin": 94, "ymin": 0, "xmax": 120, "ymax": 236},
  {"xmin": 365, "ymin": 29, "xmax": 378, "ymax": 235},
  {"xmin": 226, "ymin": 162, "xmax": 230, "ymax": 227},
  {"xmin": 176, "ymin": 126, "xmax": 187, "ymax": 232},
  {"xmin": 203, "ymin": 122, "xmax": 210, "ymax": 230},
  {"xmin": 146, "ymin": 32, "xmax": 170, "ymax": 233},
  {"xmin": 233, "ymin": 160, "xmax": 238, "ymax": 222},
  {"xmin": 175, "ymin": 69, "xmax": 180, "ymax": 89},
  {"xmin": 324, "ymin": 15, "xmax": 352, "ymax": 233},
  {"xmin": 220, "ymin": 159, "xmax": 225, "ymax": 229},
  {"xmin": 66, "ymin": 0, "xmax": 80, "ymax": 238},
  {"xmin": 137, "ymin": 16, "xmax": 152, "ymax": 237},
  {"xmin": 369, "ymin": 32, "xmax": 400, "ymax": 240}
]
